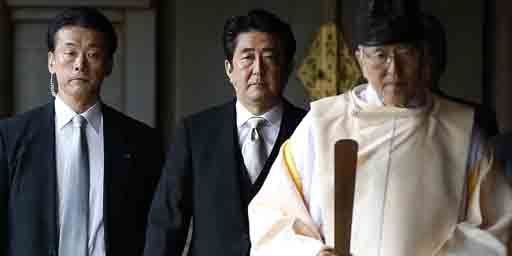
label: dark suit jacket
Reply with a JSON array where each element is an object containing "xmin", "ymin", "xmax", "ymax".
[
  {"xmin": 0, "ymin": 101, "xmax": 163, "ymax": 256},
  {"xmin": 143, "ymin": 100, "xmax": 306, "ymax": 256},
  {"xmin": 492, "ymin": 133, "xmax": 512, "ymax": 178}
]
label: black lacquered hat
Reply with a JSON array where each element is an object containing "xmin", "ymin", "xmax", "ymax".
[{"xmin": 354, "ymin": 0, "xmax": 423, "ymax": 47}]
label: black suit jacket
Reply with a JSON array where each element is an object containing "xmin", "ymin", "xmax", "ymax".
[
  {"xmin": 144, "ymin": 100, "xmax": 306, "ymax": 256},
  {"xmin": 492, "ymin": 133, "xmax": 512, "ymax": 178},
  {"xmin": 0, "ymin": 102, "xmax": 163, "ymax": 256}
]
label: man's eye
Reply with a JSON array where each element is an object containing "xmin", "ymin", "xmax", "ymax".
[
  {"xmin": 373, "ymin": 52, "xmax": 387, "ymax": 60},
  {"xmin": 264, "ymin": 54, "xmax": 276, "ymax": 60},
  {"xmin": 88, "ymin": 52, "xmax": 99, "ymax": 58},
  {"xmin": 264, "ymin": 55, "xmax": 278, "ymax": 65},
  {"xmin": 398, "ymin": 48, "xmax": 414, "ymax": 56},
  {"xmin": 240, "ymin": 56, "xmax": 254, "ymax": 65}
]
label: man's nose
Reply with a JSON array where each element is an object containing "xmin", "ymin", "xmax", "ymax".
[
  {"xmin": 386, "ymin": 54, "xmax": 402, "ymax": 78},
  {"xmin": 73, "ymin": 53, "xmax": 87, "ymax": 72},
  {"xmin": 252, "ymin": 55, "xmax": 265, "ymax": 75}
]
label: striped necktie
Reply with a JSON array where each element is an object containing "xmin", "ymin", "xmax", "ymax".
[{"xmin": 243, "ymin": 117, "xmax": 268, "ymax": 183}]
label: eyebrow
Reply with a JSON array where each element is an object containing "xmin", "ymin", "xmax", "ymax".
[
  {"xmin": 363, "ymin": 46, "xmax": 385, "ymax": 52},
  {"xmin": 61, "ymin": 41, "xmax": 103, "ymax": 50},
  {"xmin": 62, "ymin": 42, "xmax": 78, "ymax": 47},
  {"xmin": 239, "ymin": 47, "xmax": 277, "ymax": 54}
]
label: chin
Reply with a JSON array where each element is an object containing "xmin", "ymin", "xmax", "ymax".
[
  {"xmin": 248, "ymin": 90, "xmax": 267, "ymax": 100},
  {"xmin": 68, "ymin": 86, "xmax": 98, "ymax": 100}
]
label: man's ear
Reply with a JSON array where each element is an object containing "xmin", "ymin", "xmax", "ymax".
[
  {"xmin": 225, "ymin": 60, "xmax": 233, "ymax": 82},
  {"xmin": 354, "ymin": 49, "xmax": 367, "ymax": 79},
  {"xmin": 105, "ymin": 58, "xmax": 113, "ymax": 76},
  {"xmin": 48, "ymin": 51, "xmax": 55, "ymax": 73},
  {"xmin": 355, "ymin": 49, "xmax": 363, "ymax": 68},
  {"xmin": 225, "ymin": 60, "xmax": 233, "ymax": 72}
]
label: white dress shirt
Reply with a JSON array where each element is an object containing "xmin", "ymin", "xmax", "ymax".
[
  {"xmin": 55, "ymin": 96, "xmax": 105, "ymax": 256},
  {"xmin": 236, "ymin": 101, "xmax": 283, "ymax": 165}
]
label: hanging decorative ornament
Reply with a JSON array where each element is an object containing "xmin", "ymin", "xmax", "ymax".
[{"xmin": 297, "ymin": 22, "xmax": 362, "ymax": 101}]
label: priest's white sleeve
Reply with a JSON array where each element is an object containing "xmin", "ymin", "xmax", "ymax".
[
  {"xmin": 248, "ymin": 113, "xmax": 328, "ymax": 256},
  {"xmin": 440, "ymin": 138, "xmax": 512, "ymax": 255}
]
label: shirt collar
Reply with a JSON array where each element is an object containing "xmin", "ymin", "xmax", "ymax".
[
  {"xmin": 54, "ymin": 96, "xmax": 102, "ymax": 133},
  {"xmin": 236, "ymin": 101, "xmax": 283, "ymax": 129}
]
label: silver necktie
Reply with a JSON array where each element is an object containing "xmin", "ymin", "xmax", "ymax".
[
  {"xmin": 243, "ymin": 117, "xmax": 268, "ymax": 183},
  {"xmin": 59, "ymin": 115, "xmax": 89, "ymax": 256}
]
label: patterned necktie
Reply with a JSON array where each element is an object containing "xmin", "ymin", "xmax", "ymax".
[
  {"xmin": 59, "ymin": 115, "xmax": 89, "ymax": 256},
  {"xmin": 243, "ymin": 117, "xmax": 268, "ymax": 183}
]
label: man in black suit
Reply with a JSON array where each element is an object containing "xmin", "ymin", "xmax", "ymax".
[
  {"xmin": 143, "ymin": 9, "xmax": 306, "ymax": 256},
  {"xmin": 0, "ymin": 7, "xmax": 163, "ymax": 256}
]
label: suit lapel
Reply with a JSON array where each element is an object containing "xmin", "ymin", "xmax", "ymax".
[
  {"xmin": 251, "ymin": 101, "xmax": 298, "ymax": 198},
  {"xmin": 218, "ymin": 102, "xmax": 246, "ymax": 198},
  {"xmin": 214, "ymin": 102, "xmax": 250, "ymax": 223},
  {"xmin": 24, "ymin": 103, "xmax": 59, "ymax": 251},
  {"xmin": 227, "ymin": 103, "xmax": 254, "ymax": 203},
  {"xmin": 43, "ymin": 103, "xmax": 59, "ymax": 252},
  {"xmin": 102, "ymin": 104, "xmax": 132, "ymax": 254}
]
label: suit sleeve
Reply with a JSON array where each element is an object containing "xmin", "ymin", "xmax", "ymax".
[
  {"xmin": 0, "ymin": 124, "xmax": 8, "ymax": 256},
  {"xmin": 144, "ymin": 120, "xmax": 193, "ymax": 256}
]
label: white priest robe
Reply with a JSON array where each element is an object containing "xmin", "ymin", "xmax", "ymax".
[{"xmin": 248, "ymin": 84, "xmax": 512, "ymax": 256}]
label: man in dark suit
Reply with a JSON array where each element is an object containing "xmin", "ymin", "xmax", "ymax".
[
  {"xmin": 0, "ymin": 7, "xmax": 163, "ymax": 256},
  {"xmin": 143, "ymin": 9, "xmax": 306, "ymax": 256}
]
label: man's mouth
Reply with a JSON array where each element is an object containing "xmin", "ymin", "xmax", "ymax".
[
  {"xmin": 70, "ymin": 78, "xmax": 88, "ymax": 82},
  {"xmin": 249, "ymin": 82, "xmax": 265, "ymax": 87}
]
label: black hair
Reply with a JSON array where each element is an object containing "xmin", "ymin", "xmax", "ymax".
[
  {"xmin": 421, "ymin": 13, "xmax": 447, "ymax": 79},
  {"xmin": 222, "ymin": 9, "xmax": 296, "ymax": 73},
  {"xmin": 47, "ymin": 7, "xmax": 118, "ymax": 60}
]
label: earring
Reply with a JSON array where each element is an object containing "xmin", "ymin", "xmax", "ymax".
[{"xmin": 49, "ymin": 73, "xmax": 57, "ymax": 97}]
